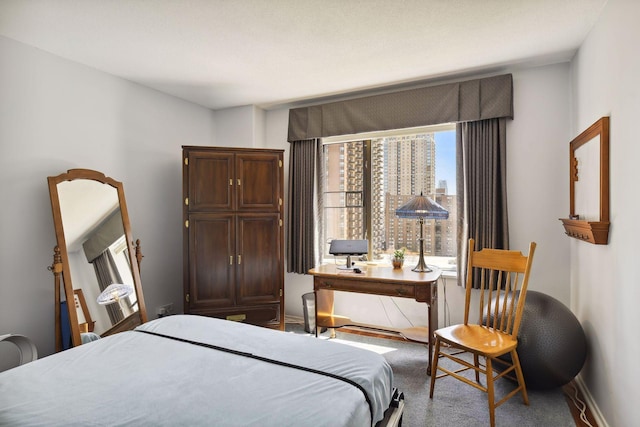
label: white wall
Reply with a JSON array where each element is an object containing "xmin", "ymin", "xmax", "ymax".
[
  {"xmin": 264, "ymin": 64, "xmax": 573, "ymax": 328},
  {"xmin": 570, "ymin": 0, "xmax": 640, "ymax": 425},
  {"xmin": 509, "ymin": 64, "xmax": 572, "ymax": 304},
  {"xmin": 0, "ymin": 36, "xmax": 216, "ymax": 356},
  {"xmin": 215, "ymin": 105, "xmax": 265, "ymax": 148}
]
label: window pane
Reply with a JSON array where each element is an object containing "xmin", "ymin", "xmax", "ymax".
[
  {"xmin": 371, "ymin": 132, "xmax": 456, "ymax": 260},
  {"xmin": 324, "ymin": 207, "xmax": 364, "ymax": 242},
  {"xmin": 322, "ymin": 142, "xmax": 365, "ymax": 253},
  {"xmin": 322, "ymin": 126, "xmax": 456, "ymax": 267},
  {"xmin": 324, "ymin": 192, "xmax": 345, "ymax": 208}
]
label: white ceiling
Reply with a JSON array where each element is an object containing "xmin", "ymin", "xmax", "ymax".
[{"xmin": 0, "ymin": 0, "xmax": 607, "ymax": 110}]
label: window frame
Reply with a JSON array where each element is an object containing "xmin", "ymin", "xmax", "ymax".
[{"xmin": 320, "ymin": 123, "xmax": 457, "ymax": 269}]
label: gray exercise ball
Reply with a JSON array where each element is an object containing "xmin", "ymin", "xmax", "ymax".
[{"xmin": 487, "ymin": 290, "xmax": 587, "ymax": 390}]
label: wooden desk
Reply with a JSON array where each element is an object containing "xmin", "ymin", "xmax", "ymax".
[{"xmin": 309, "ymin": 264, "xmax": 441, "ymax": 373}]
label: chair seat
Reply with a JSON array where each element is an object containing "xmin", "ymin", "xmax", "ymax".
[{"xmin": 435, "ymin": 324, "xmax": 518, "ymax": 357}]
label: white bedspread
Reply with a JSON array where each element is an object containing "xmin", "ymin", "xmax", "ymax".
[{"xmin": 0, "ymin": 315, "xmax": 393, "ymax": 426}]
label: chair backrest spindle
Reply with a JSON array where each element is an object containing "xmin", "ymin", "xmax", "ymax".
[{"xmin": 463, "ymin": 239, "xmax": 537, "ymax": 338}]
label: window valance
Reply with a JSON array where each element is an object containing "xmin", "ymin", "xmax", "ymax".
[
  {"xmin": 288, "ymin": 74, "xmax": 513, "ymax": 142},
  {"xmin": 82, "ymin": 208, "xmax": 122, "ymax": 262}
]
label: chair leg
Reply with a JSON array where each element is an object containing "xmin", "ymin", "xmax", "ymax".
[
  {"xmin": 486, "ymin": 357, "xmax": 496, "ymax": 427},
  {"xmin": 511, "ymin": 349, "xmax": 529, "ymax": 405},
  {"xmin": 474, "ymin": 353, "xmax": 480, "ymax": 383},
  {"xmin": 429, "ymin": 337, "xmax": 441, "ymax": 398}
]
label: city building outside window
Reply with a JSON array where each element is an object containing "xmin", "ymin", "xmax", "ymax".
[{"xmin": 321, "ymin": 124, "xmax": 457, "ymax": 271}]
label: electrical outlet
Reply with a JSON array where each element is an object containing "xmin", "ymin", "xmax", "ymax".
[{"xmin": 156, "ymin": 303, "xmax": 174, "ymax": 317}]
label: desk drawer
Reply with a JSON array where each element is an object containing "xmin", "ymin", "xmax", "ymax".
[{"xmin": 314, "ymin": 276, "xmax": 417, "ymax": 298}]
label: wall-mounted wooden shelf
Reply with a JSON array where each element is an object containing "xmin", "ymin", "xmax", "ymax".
[
  {"xmin": 560, "ymin": 218, "xmax": 610, "ymax": 245},
  {"xmin": 559, "ymin": 117, "xmax": 610, "ymax": 245}
]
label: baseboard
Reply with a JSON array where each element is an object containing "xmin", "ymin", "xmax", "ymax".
[
  {"xmin": 284, "ymin": 314, "xmax": 305, "ymax": 324},
  {"xmin": 338, "ymin": 326, "xmax": 409, "ymax": 342},
  {"xmin": 575, "ymin": 376, "xmax": 609, "ymax": 427},
  {"xmin": 567, "ymin": 375, "xmax": 609, "ymax": 427}
]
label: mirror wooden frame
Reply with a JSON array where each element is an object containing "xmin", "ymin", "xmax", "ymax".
[
  {"xmin": 73, "ymin": 289, "xmax": 95, "ymax": 333},
  {"xmin": 48, "ymin": 169, "xmax": 148, "ymax": 349},
  {"xmin": 559, "ymin": 116, "xmax": 610, "ymax": 244}
]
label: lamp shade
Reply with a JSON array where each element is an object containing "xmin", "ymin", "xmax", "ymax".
[
  {"xmin": 395, "ymin": 192, "xmax": 448, "ymax": 272},
  {"xmin": 395, "ymin": 192, "xmax": 449, "ymax": 219},
  {"xmin": 97, "ymin": 283, "xmax": 134, "ymax": 305}
]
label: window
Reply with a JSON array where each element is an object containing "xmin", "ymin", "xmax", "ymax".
[
  {"xmin": 320, "ymin": 124, "xmax": 457, "ymax": 269},
  {"xmin": 108, "ymin": 235, "xmax": 138, "ymax": 313}
]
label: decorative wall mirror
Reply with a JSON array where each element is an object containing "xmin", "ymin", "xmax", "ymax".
[
  {"xmin": 560, "ymin": 116, "xmax": 610, "ymax": 244},
  {"xmin": 48, "ymin": 169, "xmax": 147, "ymax": 350}
]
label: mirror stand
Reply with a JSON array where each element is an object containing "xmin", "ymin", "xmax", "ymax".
[
  {"xmin": 48, "ymin": 246, "xmax": 63, "ymax": 353},
  {"xmin": 134, "ymin": 239, "xmax": 143, "ymax": 270},
  {"xmin": 49, "ymin": 240, "xmax": 144, "ymax": 351}
]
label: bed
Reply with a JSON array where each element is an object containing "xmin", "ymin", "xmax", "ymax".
[{"xmin": 0, "ymin": 315, "xmax": 403, "ymax": 426}]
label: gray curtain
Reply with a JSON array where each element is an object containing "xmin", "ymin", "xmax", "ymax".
[
  {"xmin": 456, "ymin": 118, "xmax": 509, "ymax": 288},
  {"xmin": 287, "ymin": 139, "xmax": 319, "ymax": 274},
  {"xmin": 82, "ymin": 209, "xmax": 123, "ymax": 262}
]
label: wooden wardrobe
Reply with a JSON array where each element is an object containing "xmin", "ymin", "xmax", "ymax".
[{"xmin": 182, "ymin": 146, "xmax": 284, "ymax": 330}]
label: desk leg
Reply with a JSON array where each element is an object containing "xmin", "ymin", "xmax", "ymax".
[
  {"xmin": 427, "ymin": 282, "xmax": 438, "ymax": 374},
  {"xmin": 315, "ymin": 289, "xmax": 334, "ymax": 337}
]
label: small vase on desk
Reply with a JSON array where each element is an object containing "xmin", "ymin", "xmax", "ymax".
[{"xmin": 392, "ymin": 258, "xmax": 404, "ymax": 269}]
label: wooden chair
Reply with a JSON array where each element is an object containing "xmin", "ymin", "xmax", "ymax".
[{"xmin": 429, "ymin": 238, "xmax": 536, "ymax": 427}]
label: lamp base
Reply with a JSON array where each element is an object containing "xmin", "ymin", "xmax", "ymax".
[
  {"xmin": 412, "ymin": 222, "xmax": 432, "ymax": 272},
  {"xmin": 411, "ymin": 254, "xmax": 432, "ymax": 272}
]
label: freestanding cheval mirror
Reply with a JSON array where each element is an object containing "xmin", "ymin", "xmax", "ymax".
[{"xmin": 48, "ymin": 169, "xmax": 147, "ymax": 350}]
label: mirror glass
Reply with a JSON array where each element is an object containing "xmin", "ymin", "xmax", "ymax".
[
  {"xmin": 574, "ymin": 135, "xmax": 601, "ymax": 221},
  {"xmin": 48, "ymin": 169, "xmax": 147, "ymax": 348}
]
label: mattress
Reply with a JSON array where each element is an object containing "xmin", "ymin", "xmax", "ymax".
[{"xmin": 0, "ymin": 315, "xmax": 394, "ymax": 426}]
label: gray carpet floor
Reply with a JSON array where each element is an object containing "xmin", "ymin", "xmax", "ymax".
[{"xmin": 286, "ymin": 323, "xmax": 574, "ymax": 427}]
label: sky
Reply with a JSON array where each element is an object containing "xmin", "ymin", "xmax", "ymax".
[{"xmin": 435, "ymin": 129, "xmax": 456, "ymax": 195}]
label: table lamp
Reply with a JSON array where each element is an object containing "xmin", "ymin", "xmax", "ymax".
[
  {"xmin": 395, "ymin": 192, "xmax": 449, "ymax": 272},
  {"xmin": 97, "ymin": 283, "xmax": 134, "ymax": 308}
]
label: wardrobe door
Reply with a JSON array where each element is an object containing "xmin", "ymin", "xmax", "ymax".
[
  {"xmin": 235, "ymin": 152, "xmax": 282, "ymax": 211},
  {"xmin": 187, "ymin": 150, "xmax": 235, "ymax": 211},
  {"xmin": 187, "ymin": 213, "xmax": 235, "ymax": 311},
  {"xmin": 236, "ymin": 213, "xmax": 282, "ymax": 305},
  {"xmin": 235, "ymin": 213, "xmax": 283, "ymax": 327}
]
